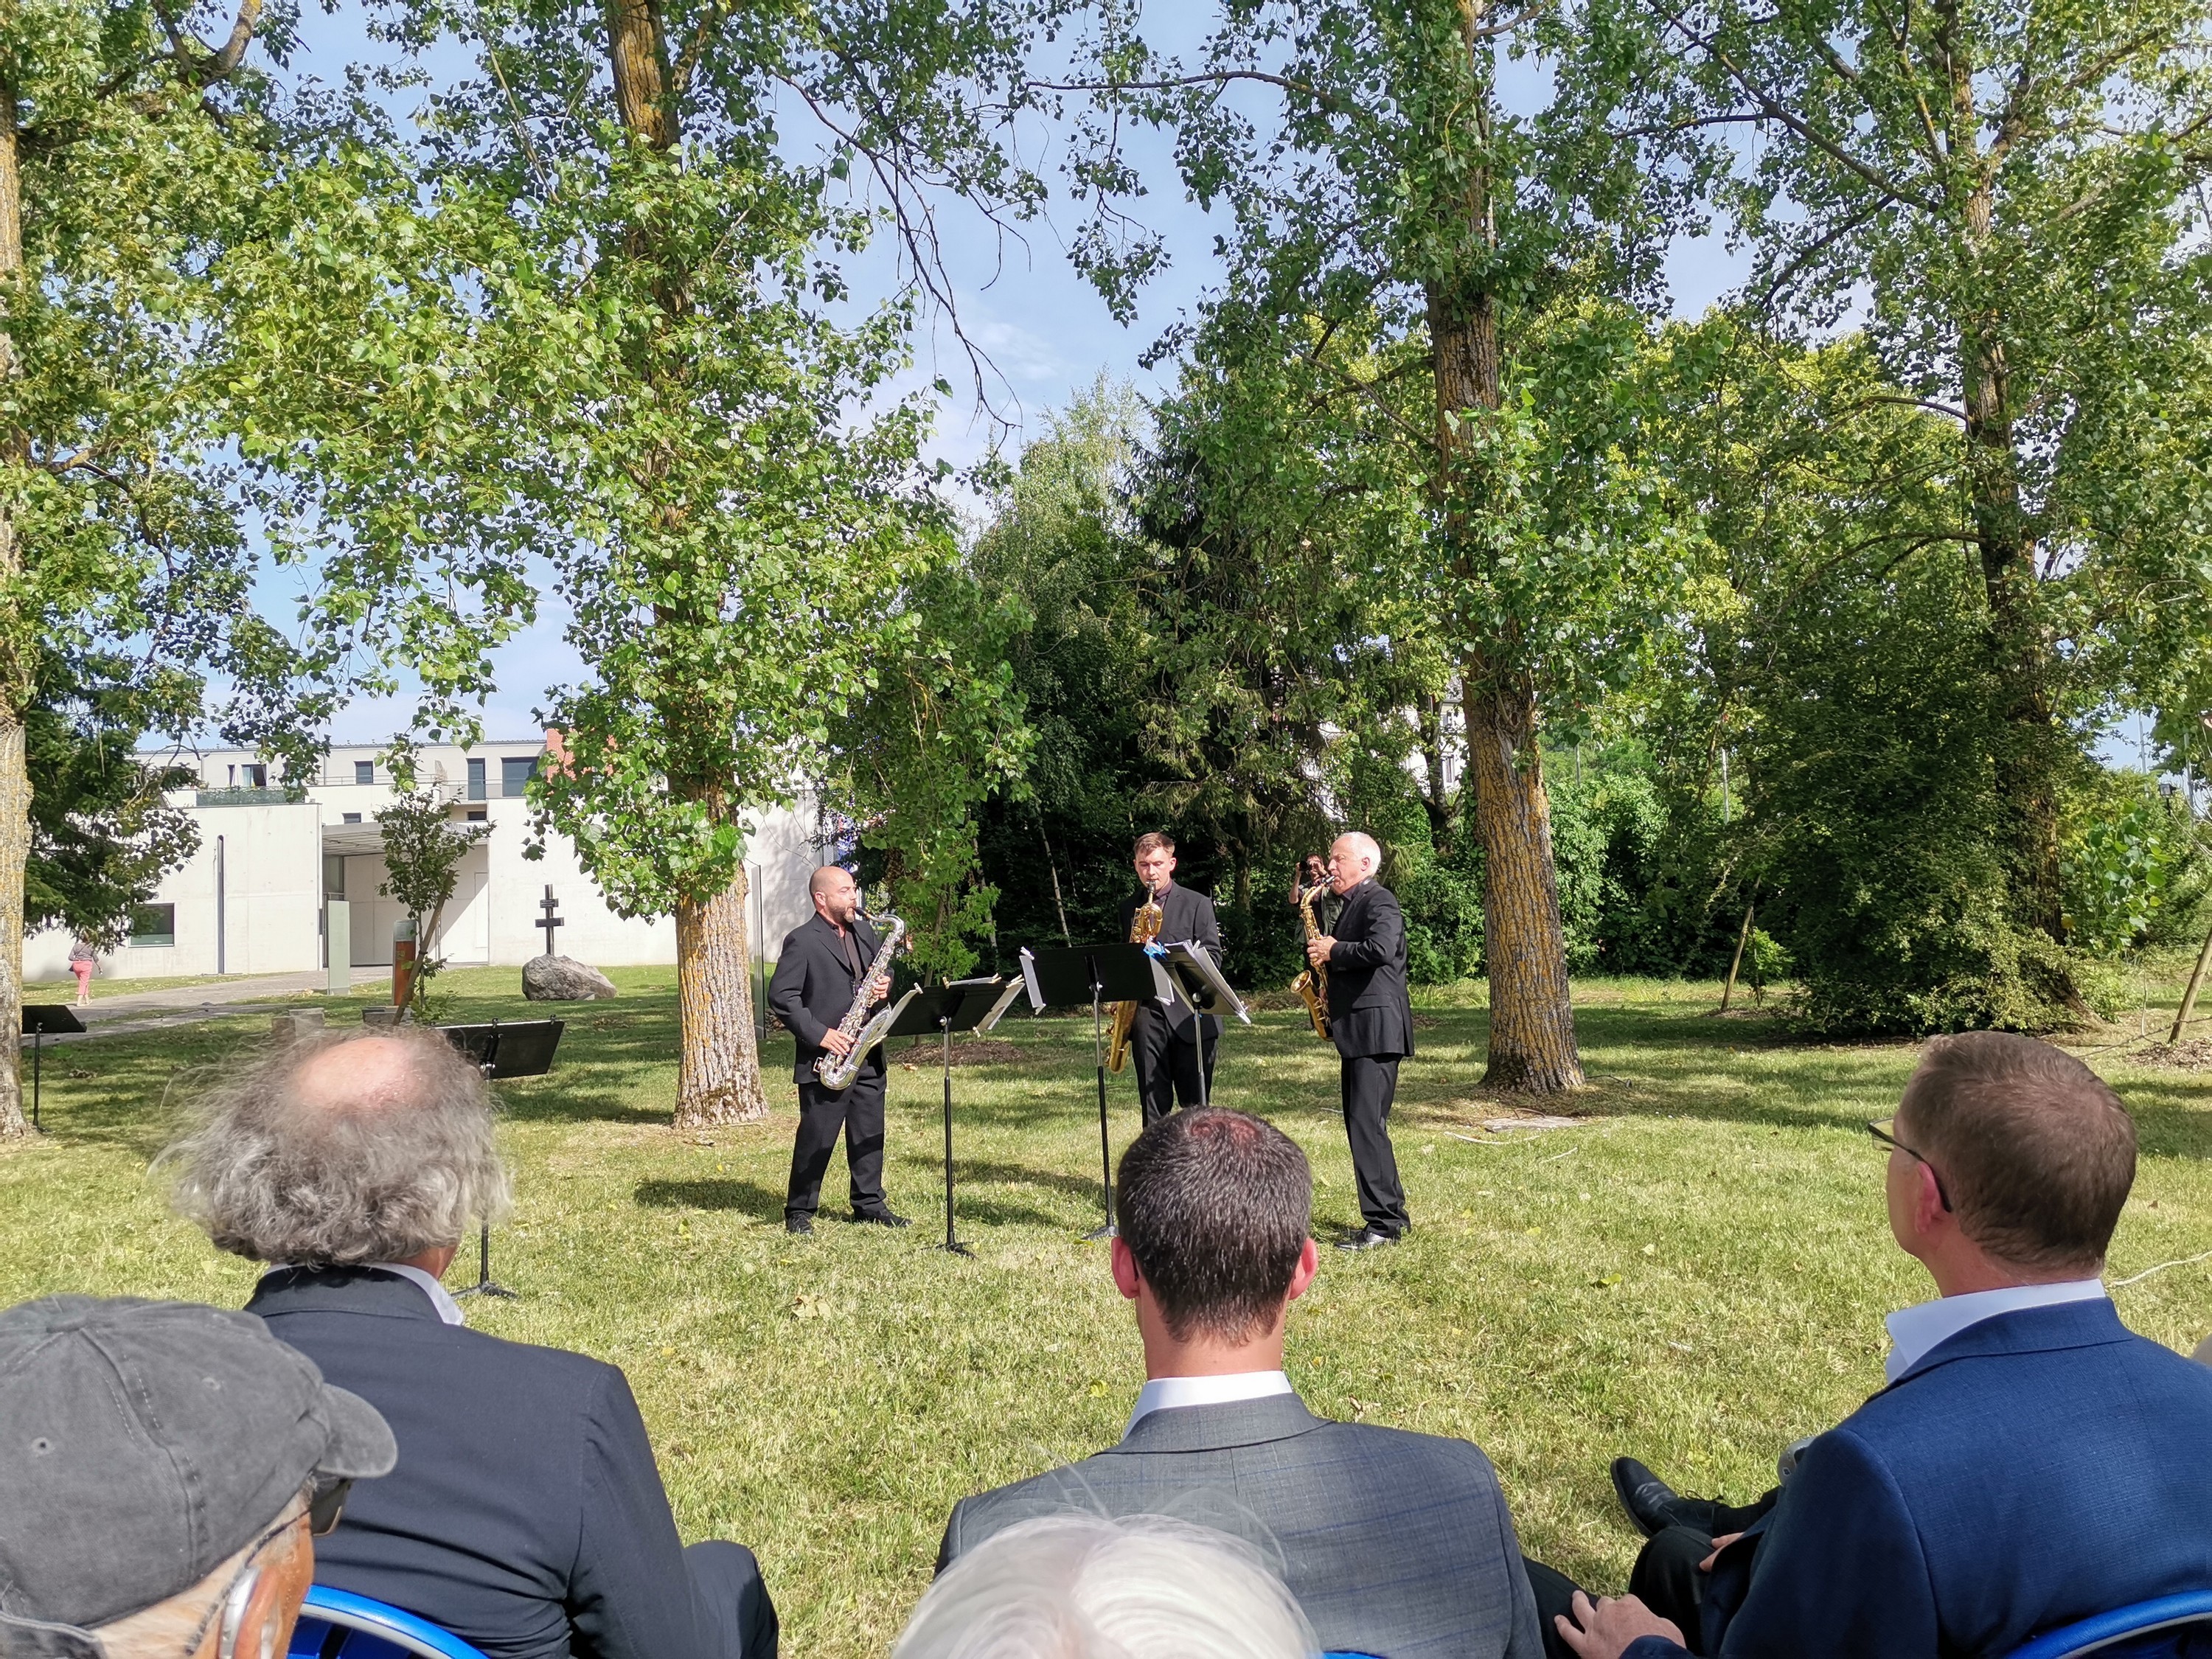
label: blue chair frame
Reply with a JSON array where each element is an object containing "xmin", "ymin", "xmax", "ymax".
[
  {"xmin": 289, "ymin": 1585, "xmax": 490, "ymax": 1659},
  {"xmin": 2004, "ymin": 1591, "xmax": 2212, "ymax": 1659}
]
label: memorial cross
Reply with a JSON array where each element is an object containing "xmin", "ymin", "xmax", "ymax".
[{"xmin": 538, "ymin": 886, "xmax": 564, "ymax": 956}]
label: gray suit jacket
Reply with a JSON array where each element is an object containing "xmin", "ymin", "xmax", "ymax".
[{"xmin": 937, "ymin": 1394, "xmax": 1543, "ymax": 1659}]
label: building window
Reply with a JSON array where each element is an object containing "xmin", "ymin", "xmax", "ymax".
[
  {"xmin": 501, "ymin": 755, "xmax": 538, "ymax": 798},
  {"xmin": 342, "ymin": 812, "xmax": 362, "ymax": 824},
  {"xmin": 467, "ymin": 757, "xmax": 487, "ymax": 801},
  {"xmin": 128, "ymin": 903, "xmax": 175, "ymax": 948},
  {"xmin": 242, "ymin": 763, "xmax": 266, "ymax": 788},
  {"xmin": 324, "ymin": 855, "xmax": 347, "ymax": 900},
  {"xmin": 354, "ymin": 759, "xmax": 374, "ymax": 784},
  {"xmin": 465, "ymin": 808, "xmax": 487, "ymax": 822}
]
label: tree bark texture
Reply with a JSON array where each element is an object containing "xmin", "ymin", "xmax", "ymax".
[
  {"xmin": 1462, "ymin": 675, "xmax": 1583, "ymax": 1090},
  {"xmin": 0, "ymin": 80, "xmax": 30, "ymax": 1138},
  {"xmin": 675, "ymin": 858, "xmax": 768, "ymax": 1124},
  {"xmin": 1941, "ymin": 4, "xmax": 2065, "ymax": 945}
]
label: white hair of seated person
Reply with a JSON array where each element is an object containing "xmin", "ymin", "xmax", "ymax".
[{"xmin": 894, "ymin": 1514, "xmax": 1318, "ymax": 1659}]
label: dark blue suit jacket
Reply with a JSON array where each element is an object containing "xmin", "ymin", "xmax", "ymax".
[
  {"xmin": 1626, "ymin": 1300, "xmax": 2212, "ymax": 1659},
  {"xmin": 1326, "ymin": 880, "xmax": 1414, "ymax": 1060},
  {"xmin": 248, "ymin": 1267, "xmax": 727, "ymax": 1659}
]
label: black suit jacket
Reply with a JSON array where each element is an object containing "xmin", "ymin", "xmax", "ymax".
[
  {"xmin": 767, "ymin": 912, "xmax": 884, "ymax": 1084},
  {"xmin": 940, "ymin": 1394, "xmax": 1543, "ymax": 1659},
  {"xmin": 1116, "ymin": 882, "xmax": 1222, "ymax": 1039},
  {"xmin": 1325, "ymin": 879, "xmax": 1413, "ymax": 1059},
  {"xmin": 247, "ymin": 1267, "xmax": 723, "ymax": 1659}
]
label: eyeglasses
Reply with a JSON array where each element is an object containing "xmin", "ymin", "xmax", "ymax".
[
  {"xmin": 1867, "ymin": 1119, "xmax": 1952, "ymax": 1212},
  {"xmin": 308, "ymin": 1478, "xmax": 352, "ymax": 1537}
]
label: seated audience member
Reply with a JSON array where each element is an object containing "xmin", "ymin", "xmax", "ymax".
[
  {"xmin": 937, "ymin": 1107, "xmax": 1545, "ymax": 1659},
  {"xmin": 896, "ymin": 1514, "xmax": 1316, "ymax": 1659},
  {"xmin": 1551, "ymin": 1031, "xmax": 2212, "ymax": 1659},
  {"xmin": 161, "ymin": 1026, "xmax": 778, "ymax": 1659},
  {"xmin": 0, "ymin": 1294, "xmax": 395, "ymax": 1659}
]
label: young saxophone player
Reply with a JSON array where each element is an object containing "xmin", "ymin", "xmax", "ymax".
[
  {"xmin": 1116, "ymin": 832, "xmax": 1224, "ymax": 1124},
  {"xmin": 768, "ymin": 865, "xmax": 909, "ymax": 1235}
]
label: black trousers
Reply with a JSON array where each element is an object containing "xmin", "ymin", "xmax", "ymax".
[
  {"xmin": 686, "ymin": 1540, "xmax": 779, "ymax": 1659},
  {"xmin": 784, "ymin": 1071, "xmax": 887, "ymax": 1220},
  {"xmin": 1340, "ymin": 1052, "xmax": 1409, "ymax": 1234},
  {"xmin": 1132, "ymin": 1007, "xmax": 1217, "ymax": 1124},
  {"xmin": 1523, "ymin": 1496, "xmax": 1776, "ymax": 1659}
]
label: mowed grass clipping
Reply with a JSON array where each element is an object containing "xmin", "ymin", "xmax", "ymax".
[{"xmin": 5, "ymin": 966, "xmax": 2211, "ymax": 1656}]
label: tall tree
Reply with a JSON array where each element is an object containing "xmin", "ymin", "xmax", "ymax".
[
  {"xmin": 1590, "ymin": 0, "xmax": 2212, "ymax": 1000},
  {"xmin": 258, "ymin": 0, "xmax": 1060, "ymax": 1123},
  {"xmin": 1059, "ymin": 1, "xmax": 1694, "ymax": 1091},
  {"xmin": 0, "ymin": 0, "xmax": 338, "ymax": 1135}
]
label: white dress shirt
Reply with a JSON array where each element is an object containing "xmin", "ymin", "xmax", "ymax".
[
  {"xmin": 1882, "ymin": 1278, "xmax": 2107, "ymax": 1382},
  {"xmin": 1124, "ymin": 1369, "xmax": 1294, "ymax": 1438},
  {"xmin": 261, "ymin": 1262, "xmax": 466, "ymax": 1326}
]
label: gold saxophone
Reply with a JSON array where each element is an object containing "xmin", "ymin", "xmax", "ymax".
[
  {"xmin": 1106, "ymin": 885, "xmax": 1164, "ymax": 1073},
  {"xmin": 815, "ymin": 914, "xmax": 906, "ymax": 1091},
  {"xmin": 1291, "ymin": 882, "xmax": 1332, "ymax": 1042}
]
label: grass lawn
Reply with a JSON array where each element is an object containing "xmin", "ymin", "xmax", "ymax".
[{"xmin": 4, "ymin": 966, "xmax": 2209, "ymax": 1655}]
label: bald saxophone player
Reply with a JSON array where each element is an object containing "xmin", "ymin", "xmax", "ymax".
[
  {"xmin": 1304, "ymin": 832, "xmax": 1413, "ymax": 1251},
  {"xmin": 768, "ymin": 866, "xmax": 909, "ymax": 1235}
]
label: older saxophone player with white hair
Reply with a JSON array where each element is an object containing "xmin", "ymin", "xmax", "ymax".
[{"xmin": 1304, "ymin": 831, "xmax": 1415, "ymax": 1249}]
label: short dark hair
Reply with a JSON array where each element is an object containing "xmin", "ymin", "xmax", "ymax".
[
  {"xmin": 1116, "ymin": 1110, "xmax": 1310, "ymax": 1342},
  {"xmin": 1899, "ymin": 1032, "xmax": 2135, "ymax": 1273},
  {"xmin": 1133, "ymin": 832, "xmax": 1175, "ymax": 858}
]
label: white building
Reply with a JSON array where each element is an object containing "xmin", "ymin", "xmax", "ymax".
[{"xmin": 24, "ymin": 739, "xmax": 824, "ymax": 984}]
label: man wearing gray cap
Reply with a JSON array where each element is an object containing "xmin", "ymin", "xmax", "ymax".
[
  {"xmin": 0, "ymin": 1294, "xmax": 396, "ymax": 1659},
  {"xmin": 161, "ymin": 1025, "xmax": 776, "ymax": 1659}
]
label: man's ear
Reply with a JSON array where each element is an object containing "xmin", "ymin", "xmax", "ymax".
[
  {"xmin": 1913, "ymin": 1159, "xmax": 1950, "ymax": 1237},
  {"xmin": 1109, "ymin": 1236, "xmax": 1144, "ymax": 1303},
  {"xmin": 1285, "ymin": 1237, "xmax": 1321, "ymax": 1303}
]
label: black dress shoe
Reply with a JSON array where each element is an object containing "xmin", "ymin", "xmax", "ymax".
[
  {"xmin": 785, "ymin": 1216, "xmax": 814, "ymax": 1236},
  {"xmin": 849, "ymin": 1208, "xmax": 912, "ymax": 1228},
  {"xmin": 1611, "ymin": 1457, "xmax": 1717, "ymax": 1539},
  {"xmin": 1334, "ymin": 1226, "xmax": 1401, "ymax": 1252}
]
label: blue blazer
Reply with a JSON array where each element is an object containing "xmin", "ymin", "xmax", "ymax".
[
  {"xmin": 249, "ymin": 1267, "xmax": 733, "ymax": 1659},
  {"xmin": 1625, "ymin": 1300, "xmax": 2212, "ymax": 1659}
]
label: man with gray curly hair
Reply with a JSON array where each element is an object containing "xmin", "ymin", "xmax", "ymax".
[{"xmin": 163, "ymin": 1027, "xmax": 778, "ymax": 1659}]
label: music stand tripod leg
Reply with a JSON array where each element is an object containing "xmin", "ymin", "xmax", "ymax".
[
  {"xmin": 31, "ymin": 1029, "xmax": 41, "ymax": 1133},
  {"xmin": 938, "ymin": 1016, "xmax": 972, "ymax": 1256},
  {"xmin": 1084, "ymin": 978, "xmax": 1117, "ymax": 1241},
  {"xmin": 456, "ymin": 1043, "xmax": 520, "ymax": 1299}
]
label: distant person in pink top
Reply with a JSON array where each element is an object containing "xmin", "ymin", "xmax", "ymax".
[{"xmin": 67, "ymin": 938, "xmax": 96, "ymax": 1006}]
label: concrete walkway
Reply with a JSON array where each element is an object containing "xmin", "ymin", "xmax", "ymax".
[{"xmin": 21, "ymin": 972, "xmax": 333, "ymax": 1044}]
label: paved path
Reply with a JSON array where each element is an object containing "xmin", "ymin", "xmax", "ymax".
[{"xmin": 21, "ymin": 972, "xmax": 333, "ymax": 1044}]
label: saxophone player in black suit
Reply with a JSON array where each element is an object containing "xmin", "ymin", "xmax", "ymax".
[
  {"xmin": 768, "ymin": 865, "xmax": 908, "ymax": 1236},
  {"xmin": 1116, "ymin": 832, "xmax": 1225, "ymax": 1124},
  {"xmin": 1305, "ymin": 831, "xmax": 1413, "ymax": 1250}
]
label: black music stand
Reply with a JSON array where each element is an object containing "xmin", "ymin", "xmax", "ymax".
[
  {"xmin": 437, "ymin": 1018, "xmax": 563, "ymax": 1299},
  {"xmin": 1023, "ymin": 943, "xmax": 1172, "ymax": 1237},
  {"xmin": 1158, "ymin": 941, "xmax": 1251, "ymax": 1111},
  {"xmin": 889, "ymin": 976, "xmax": 1026, "ymax": 1256},
  {"xmin": 20, "ymin": 1005, "xmax": 85, "ymax": 1131}
]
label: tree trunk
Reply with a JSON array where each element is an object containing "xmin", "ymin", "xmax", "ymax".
[
  {"xmin": 0, "ymin": 77, "xmax": 29, "ymax": 1138},
  {"xmin": 1462, "ymin": 674, "xmax": 1583, "ymax": 1091},
  {"xmin": 1942, "ymin": 10, "xmax": 2066, "ymax": 948},
  {"xmin": 675, "ymin": 857, "xmax": 768, "ymax": 1125}
]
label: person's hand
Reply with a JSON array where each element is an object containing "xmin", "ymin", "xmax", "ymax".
[
  {"xmin": 1699, "ymin": 1532, "xmax": 1743, "ymax": 1573},
  {"xmin": 1555, "ymin": 1590, "xmax": 1685, "ymax": 1659},
  {"xmin": 869, "ymin": 981, "xmax": 888, "ymax": 1006},
  {"xmin": 1305, "ymin": 936, "xmax": 1335, "ymax": 968},
  {"xmin": 821, "ymin": 1028, "xmax": 855, "ymax": 1057}
]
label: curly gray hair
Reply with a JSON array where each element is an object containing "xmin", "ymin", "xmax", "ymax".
[{"xmin": 162, "ymin": 1026, "xmax": 512, "ymax": 1265}]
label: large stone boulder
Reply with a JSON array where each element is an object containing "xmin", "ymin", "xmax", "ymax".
[{"xmin": 523, "ymin": 954, "xmax": 618, "ymax": 1001}]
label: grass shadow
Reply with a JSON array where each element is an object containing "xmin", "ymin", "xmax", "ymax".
[{"xmin": 634, "ymin": 1178, "xmax": 785, "ymax": 1221}]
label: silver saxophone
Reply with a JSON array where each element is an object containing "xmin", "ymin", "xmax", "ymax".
[{"xmin": 815, "ymin": 914, "xmax": 909, "ymax": 1091}]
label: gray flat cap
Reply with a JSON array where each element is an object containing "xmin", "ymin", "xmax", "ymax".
[{"xmin": 0, "ymin": 1295, "xmax": 395, "ymax": 1646}]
